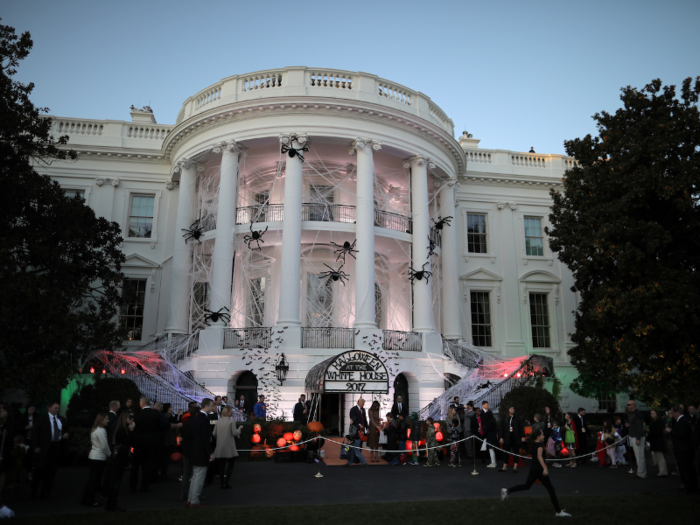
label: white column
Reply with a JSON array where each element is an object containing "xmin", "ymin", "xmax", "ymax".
[
  {"xmin": 208, "ymin": 141, "xmax": 246, "ymax": 326},
  {"xmin": 165, "ymin": 159, "xmax": 199, "ymax": 333},
  {"xmin": 350, "ymin": 138, "xmax": 381, "ymax": 330},
  {"xmin": 276, "ymin": 134, "xmax": 306, "ymax": 330},
  {"xmin": 439, "ymin": 180, "xmax": 462, "ymax": 339},
  {"xmin": 405, "ymin": 155, "xmax": 436, "ymax": 332}
]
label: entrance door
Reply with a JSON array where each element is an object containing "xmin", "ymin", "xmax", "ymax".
[
  {"xmin": 318, "ymin": 393, "xmax": 342, "ymax": 436},
  {"xmin": 233, "ymin": 371, "xmax": 258, "ymax": 416},
  {"xmin": 394, "ymin": 374, "xmax": 409, "ymax": 412}
]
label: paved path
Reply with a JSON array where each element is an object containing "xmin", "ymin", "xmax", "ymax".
[{"xmin": 3, "ymin": 455, "xmax": 683, "ymax": 517}]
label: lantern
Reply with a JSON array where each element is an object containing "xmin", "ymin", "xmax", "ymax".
[
  {"xmin": 503, "ymin": 373, "xmax": 508, "ymax": 377},
  {"xmin": 283, "ymin": 432, "xmax": 294, "ymax": 442},
  {"xmin": 293, "ymin": 430, "xmax": 302, "ymax": 442},
  {"xmin": 433, "ymin": 422, "xmax": 441, "ymax": 432},
  {"xmin": 89, "ymin": 366, "xmax": 95, "ymax": 374},
  {"xmin": 171, "ymin": 452, "xmax": 182, "ymax": 463},
  {"xmin": 276, "ymin": 437, "xmax": 287, "ymax": 448},
  {"xmin": 419, "ymin": 440, "xmax": 426, "ymax": 447},
  {"xmin": 102, "ymin": 369, "xmax": 106, "ymax": 374},
  {"xmin": 360, "ymin": 433, "xmax": 368, "ymax": 442},
  {"xmin": 290, "ymin": 445, "xmax": 299, "ymax": 452},
  {"xmin": 253, "ymin": 423, "xmax": 262, "ymax": 433},
  {"xmin": 436, "ymin": 431, "xmax": 444, "ymax": 442},
  {"xmin": 560, "ymin": 447, "xmax": 570, "ymax": 458},
  {"xmin": 120, "ymin": 368, "xmax": 126, "ymax": 375},
  {"xmin": 406, "ymin": 441, "xmax": 412, "ymax": 450},
  {"xmin": 275, "ymin": 353, "xmax": 289, "ymax": 385},
  {"xmin": 407, "ymin": 429, "xmax": 411, "ymax": 439},
  {"xmin": 176, "ymin": 436, "xmax": 182, "ymax": 446},
  {"xmin": 307, "ymin": 421, "xmax": 324, "ymax": 433},
  {"xmin": 524, "ymin": 426, "xmax": 533, "ymax": 435},
  {"xmin": 251, "ymin": 434, "xmax": 261, "ymax": 444},
  {"xmin": 516, "ymin": 372, "xmax": 521, "ymax": 378}
]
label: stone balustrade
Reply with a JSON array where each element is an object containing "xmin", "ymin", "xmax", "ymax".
[
  {"xmin": 176, "ymin": 67, "xmax": 455, "ymax": 135},
  {"xmin": 464, "ymin": 148, "xmax": 576, "ymax": 179},
  {"xmin": 48, "ymin": 117, "xmax": 174, "ymax": 151}
]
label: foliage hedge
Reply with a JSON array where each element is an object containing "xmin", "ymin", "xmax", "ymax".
[
  {"xmin": 497, "ymin": 385, "xmax": 560, "ymax": 424},
  {"xmin": 67, "ymin": 376, "xmax": 140, "ymax": 424}
]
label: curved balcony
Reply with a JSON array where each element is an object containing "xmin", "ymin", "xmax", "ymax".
[{"xmin": 233, "ymin": 204, "xmax": 413, "ymax": 235}]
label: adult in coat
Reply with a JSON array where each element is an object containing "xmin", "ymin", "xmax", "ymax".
[
  {"xmin": 481, "ymin": 407, "xmax": 498, "ymax": 467},
  {"xmin": 130, "ymin": 397, "xmax": 169, "ymax": 493},
  {"xmin": 187, "ymin": 398, "xmax": 215, "ymax": 507},
  {"xmin": 462, "ymin": 401, "xmax": 475, "ymax": 459},
  {"xmin": 666, "ymin": 406, "xmax": 698, "ymax": 494},
  {"xmin": 647, "ymin": 410, "xmax": 668, "ymax": 477},
  {"xmin": 391, "ymin": 396, "xmax": 409, "ymax": 419},
  {"xmin": 212, "ymin": 406, "xmax": 242, "ymax": 489},
  {"xmin": 31, "ymin": 401, "xmax": 69, "ymax": 499},
  {"xmin": 498, "ymin": 406, "xmax": 526, "ymax": 472},
  {"xmin": 293, "ymin": 395, "xmax": 310, "ymax": 423}
]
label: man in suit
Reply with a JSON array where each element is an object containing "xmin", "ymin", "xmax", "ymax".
[
  {"xmin": 293, "ymin": 395, "xmax": 309, "ymax": 422},
  {"xmin": 345, "ymin": 398, "xmax": 368, "ymax": 466},
  {"xmin": 391, "ymin": 395, "xmax": 408, "ymax": 419},
  {"xmin": 666, "ymin": 406, "xmax": 698, "ymax": 494},
  {"xmin": 31, "ymin": 401, "xmax": 69, "ymax": 499},
  {"xmin": 204, "ymin": 398, "xmax": 220, "ymax": 486},
  {"xmin": 106, "ymin": 400, "xmax": 120, "ymax": 451},
  {"xmin": 187, "ymin": 398, "xmax": 215, "ymax": 508},
  {"xmin": 237, "ymin": 395, "xmax": 247, "ymax": 416},
  {"xmin": 575, "ymin": 407, "xmax": 589, "ymax": 464},
  {"xmin": 498, "ymin": 405, "xmax": 526, "ymax": 471},
  {"xmin": 213, "ymin": 396, "xmax": 223, "ymax": 417},
  {"xmin": 180, "ymin": 401, "xmax": 199, "ymax": 502},
  {"xmin": 626, "ymin": 399, "xmax": 647, "ymax": 478},
  {"xmin": 130, "ymin": 397, "xmax": 169, "ymax": 492}
]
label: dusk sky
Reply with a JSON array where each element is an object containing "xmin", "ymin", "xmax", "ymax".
[{"xmin": 3, "ymin": 0, "xmax": 699, "ymax": 155}]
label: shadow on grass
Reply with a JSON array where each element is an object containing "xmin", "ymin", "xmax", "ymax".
[{"xmin": 12, "ymin": 495, "xmax": 697, "ymax": 525}]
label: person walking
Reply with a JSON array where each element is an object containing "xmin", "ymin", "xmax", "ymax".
[
  {"xmin": 482, "ymin": 407, "xmax": 498, "ymax": 468},
  {"xmin": 367, "ymin": 401, "xmax": 381, "ymax": 463},
  {"xmin": 499, "ymin": 405, "xmax": 526, "ymax": 473},
  {"xmin": 187, "ymin": 398, "xmax": 215, "ymax": 508},
  {"xmin": 501, "ymin": 428, "xmax": 571, "ymax": 517},
  {"xmin": 345, "ymin": 398, "xmax": 368, "ymax": 467},
  {"xmin": 647, "ymin": 410, "xmax": 668, "ymax": 477},
  {"xmin": 212, "ymin": 406, "xmax": 242, "ymax": 489},
  {"xmin": 666, "ymin": 406, "xmax": 698, "ymax": 494},
  {"xmin": 625, "ymin": 400, "xmax": 647, "ymax": 479},
  {"xmin": 104, "ymin": 411, "xmax": 133, "ymax": 513},
  {"xmin": 80, "ymin": 413, "xmax": 111, "ymax": 507}
]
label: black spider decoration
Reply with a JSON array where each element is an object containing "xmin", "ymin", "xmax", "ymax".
[
  {"xmin": 182, "ymin": 219, "xmax": 204, "ymax": 243},
  {"xmin": 330, "ymin": 239, "xmax": 359, "ymax": 263},
  {"xmin": 431, "ymin": 215, "xmax": 453, "ymax": 230},
  {"xmin": 408, "ymin": 262, "xmax": 432, "ymax": 284},
  {"xmin": 427, "ymin": 235, "xmax": 437, "ymax": 257},
  {"xmin": 280, "ymin": 136, "xmax": 309, "ymax": 163},
  {"xmin": 243, "ymin": 223, "xmax": 268, "ymax": 250},
  {"xmin": 203, "ymin": 306, "xmax": 231, "ymax": 326},
  {"xmin": 319, "ymin": 263, "xmax": 349, "ymax": 286}
]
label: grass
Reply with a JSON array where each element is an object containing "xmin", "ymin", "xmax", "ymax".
[{"xmin": 12, "ymin": 495, "xmax": 697, "ymax": 525}]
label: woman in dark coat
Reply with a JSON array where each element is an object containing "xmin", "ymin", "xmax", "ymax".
[
  {"xmin": 647, "ymin": 409, "xmax": 668, "ymax": 477},
  {"xmin": 480, "ymin": 408, "xmax": 498, "ymax": 467},
  {"xmin": 104, "ymin": 411, "xmax": 133, "ymax": 512}
]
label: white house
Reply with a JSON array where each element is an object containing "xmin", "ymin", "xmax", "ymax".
[{"xmin": 40, "ymin": 67, "xmax": 615, "ymax": 430}]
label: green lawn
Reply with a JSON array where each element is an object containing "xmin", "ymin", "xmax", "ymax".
[{"xmin": 13, "ymin": 495, "xmax": 696, "ymax": 525}]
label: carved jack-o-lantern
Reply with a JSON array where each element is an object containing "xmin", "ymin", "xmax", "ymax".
[
  {"xmin": 293, "ymin": 430, "xmax": 303, "ymax": 442},
  {"xmin": 253, "ymin": 423, "xmax": 262, "ymax": 433}
]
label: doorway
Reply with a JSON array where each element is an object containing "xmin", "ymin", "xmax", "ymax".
[
  {"xmin": 233, "ymin": 371, "xmax": 258, "ymax": 416},
  {"xmin": 315, "ymin": 393, "xmax": 342, "ymax": 436},
  {"xmin": 394, "ymin": 373, "xmax": 409, "ymax": 412}
]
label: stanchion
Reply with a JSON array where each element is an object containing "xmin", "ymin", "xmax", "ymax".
[{"xmin": 471, "ymin": 437, "xmax": 479, "ymax": 476}]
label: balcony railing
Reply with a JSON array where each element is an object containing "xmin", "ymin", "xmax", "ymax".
[
  {"xmin": 301, "ymin": 203, "xmax": 356, "ymax": 223},
  {"xmin": 375, "ymin": 209, "xmax": 412, "ymax": 234},
  {"xmin": 236, "ymin": 204, "xmax": 285, "ymax": 224},
  {"xmin": 382, "ymin": 330, "xmax": 423, "ymax": 352},
  {"xmin": 233, "ymin": 204, "xmax": 413, "ymax": 236},
  {"xmin": 223, "ymin": 327, "xmax": 272, "ymax": 349},
  {"xmin": 302, "ymin": 327, "xmax": 354, "ymax": 349}
]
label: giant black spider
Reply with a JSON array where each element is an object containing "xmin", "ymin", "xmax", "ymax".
[
  {"xmin": 330, "ymin": 239, "xmax": 359, "ymax": 263},
  {"xmin": 408, "ymin": 262, "xmax": 432, "ymax": 284},
  {"xmin": 431, "ymin": 215, "xmax": 453, "ymax": 230},
  {"xmin": 182, "ymin": 219, "xmax": 204, "ymax": 243},
  {"xmin": 319, "ymin": 263, "xmax": 349, "ymax": 286},
  {"xmin": 203, "ymin": 306, "xmax": 231, "ymax": 326},
  {"xmin": 280, "ymin": 136, "xmax": 310, "ymax": 163},
  {"xmin": 243, "ymin": 223, "xmax": 268, "ymax": 250},
  {"xmin": 427, "ymin": 235, "xmax": 437, "ymax": 257}
]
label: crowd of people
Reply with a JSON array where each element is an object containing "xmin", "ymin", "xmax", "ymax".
[{"xmin": 1, "ymin": 394, "xmax": 699, "ymax": 516}]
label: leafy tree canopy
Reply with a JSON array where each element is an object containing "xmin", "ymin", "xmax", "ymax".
[
  {"xmin": 547, "ymin": 77, "xmax": 700, "ymax": 407},
  {"xmin": 67, "ymin": 376, "xmax": 141, "ymax": 420},
  {"xmin": 497, "ymin": 385, "xmax": 560, "ymax": 423},
  {"xmin": 0, "ymin": 21, "xmax": 126, "ymax": 401}
]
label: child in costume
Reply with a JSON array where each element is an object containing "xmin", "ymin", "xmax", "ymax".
[
  {"xmin": 449, "ymin": 418, "xmax": 461, "ymax": 467},
  {"xmin": 424, "ymin": 417, "xmax": 440, "ymax": 467}
]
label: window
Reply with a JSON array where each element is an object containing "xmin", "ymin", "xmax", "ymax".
[
  {"xmin": 597, "ymin": 392, "xmax": 617, "ymax": 412},
  {"xmin": 306, "ymin": 273, "xmax": 333, "ymax": 327},
  {"xmin": 466, "ymin": 213, "xmax": 487, "ymax": 253},
  {"xmin": 128, "ymin": 195, "xmax": 155, "ymax": 238},
  {"xmin": 248, "ymin": 277, "xmax": 267, "ymax": 327},
  {"xmin": 524, "ymin": 217, "xmax": 544, "ymax": 256},
  {"xmin": 120, "ymin": 279, "xmax": 147, "ymax": 341},
  {"xmin": 63, "ymin": 189, "xmax": 85, "ymax": 200},
  {"xmin": 470, "ymin": 291, "xmax": 492, "ymax": 347},
  {"xmin": 529, "ymin": 293, "xmax": 551, "ymax": 348}
]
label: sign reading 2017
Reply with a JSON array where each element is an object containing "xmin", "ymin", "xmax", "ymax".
[{"xmin": 323, "ymin": 350, "xmax": 389, "ymax": 394}]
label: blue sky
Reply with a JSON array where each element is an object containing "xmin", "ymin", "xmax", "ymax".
[{"xmin": 3, "ymin": 0, "xmax": 699, "ymax": 155}]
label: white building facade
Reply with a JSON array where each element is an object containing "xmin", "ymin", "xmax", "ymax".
[{"xmin": 41, "ymin": 67, "xmax": 609, "ymax": 430}]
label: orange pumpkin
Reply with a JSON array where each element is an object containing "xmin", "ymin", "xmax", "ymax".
[
  {"xmin": 283, "ymin": 432, "xmax": 294, "ymax": 442},
  {"xmin": 290, "ymin": 444, "xmax": 300, "ymax": 452},
  {"xmin": 293, "ymin": 430, "xmax": 302, "ymax": 442},
  {"xmin": 433, "ymin": 422, "xmax": 441, "ymax": 432},
  {"xmin": 524, "ymin": 426, "xmax": 532, "ymax": 435},
  {"xmin": 436, "ymin": 431, "xmax": 444, "ymax": 442},
  {"xmin": 276, "ymin": 437, "xmax": 287, "ymax": 448},
  {"xmin": 307, "ymin": 421, "xmax": 324, "ymax": 433},
  {"xmin": 406, "ymin": 441, "xmax": 412, "ymax": 450},
  {"xmin": 253, "ymin": 423, "xmax": 262, "ymax": 433},
  {"xmin": 251, "ymin": 434, "xmax": 261, "ymax": 444}
]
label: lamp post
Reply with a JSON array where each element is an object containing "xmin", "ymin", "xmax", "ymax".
[{"xmin": 275, "ymin": 353, "xmax": 289, "ymax": 385}]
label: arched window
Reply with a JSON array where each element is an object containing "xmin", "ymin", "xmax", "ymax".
[{"xmin": 394, "ymin": 373, "xmax": 409, "ymax": 410}]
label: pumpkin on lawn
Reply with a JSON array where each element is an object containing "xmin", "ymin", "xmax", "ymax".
[
  {"xmin": 293, "ymin": 430, "xmax": 303, "ymax": 442},
  {"xmin": 251, "ymin": 434, "xmax": 261, "ymax": 444},
  {"xmin": 253, "ymin": 423, "xmax": 262, "ymax": 433},
  {"xmin": 283, "ymin": 432, "xmax": 294, "ymax": 442},
  {"xmin": 307, "ymin": 421, "xmax": 324, "ymax": 433},
  {"xmin": 276, "ymin": 437, "xmax": 287, "ymax": 448}
]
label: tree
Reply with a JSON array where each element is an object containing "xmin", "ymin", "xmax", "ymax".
[
  {"xmin": 67, "ymin": 376, "xmax": 141, "ymax": 420},
  {"xmin": 497, "ymin": 385, "xmax": 560, "ymax": 423},
  {"xmin": 547, "ymin": 77, "xmax": 700, "ymax": 407},
  {"xmin": 0, "ymin": 21, "xmax": 126, "ymax": 401}
]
